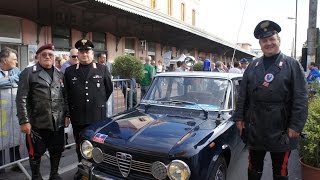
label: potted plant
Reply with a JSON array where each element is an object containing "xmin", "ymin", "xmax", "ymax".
[
  {"xmin": 112, "ymin": 55, "xmax": 144, "ymax": 109},
  {"xmin": 299, "ymin": 83, "xmax": 320, "ymax": 180},
  {"xmin": 193, "ymin": 61, "xmax": 203, "ymax": 71},
  {"xmin": 112, "ymin": 55, "xmax": 144, "ymax": 81}
]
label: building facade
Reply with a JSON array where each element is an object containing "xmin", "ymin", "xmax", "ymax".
[{"xmin": 0, "ymin": 0, "xmax": 254, "ymax": 71}]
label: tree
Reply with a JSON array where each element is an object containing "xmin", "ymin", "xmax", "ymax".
[{"xmin": 112, "ymin": 55, "xmax": 144, "ymax": 82}]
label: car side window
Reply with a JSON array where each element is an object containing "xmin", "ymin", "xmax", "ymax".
[{"xmin": 233, "ymin": 79, "xmax": 241, "ymax": 104}]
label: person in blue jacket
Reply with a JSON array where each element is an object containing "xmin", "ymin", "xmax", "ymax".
[
  {"xmin": 306, "ymin": 62, "xmax": 320, "ymax": 83},
  {"xmin": 203, "ymin": 58, "xmax": 211, "ymax": 71},
  {"xmin": 0, "ymin": 47, "xmax": 20, "ymax": 88}
]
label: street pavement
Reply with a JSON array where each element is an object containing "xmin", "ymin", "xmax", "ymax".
[{"xmin": 0, "ymin": 145, "xmax": 301, "ymax": 180}]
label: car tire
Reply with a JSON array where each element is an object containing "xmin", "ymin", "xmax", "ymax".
[{"xmin": 208, "ymin": 156, "xmax": 227, "ymax": 180}]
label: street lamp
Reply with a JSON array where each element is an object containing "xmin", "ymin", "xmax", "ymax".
[{"xmin": 288, "ymin": 0, "xmax": 298, "ymax": 60}]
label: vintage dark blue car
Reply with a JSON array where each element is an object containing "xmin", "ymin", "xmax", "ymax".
[{"xmin": 78, "ymin": 72, "xmax": 245, "ymax": 180}]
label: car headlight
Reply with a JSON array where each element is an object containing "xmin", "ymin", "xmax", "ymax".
[
  {"xmin": 92, "ymin": 147, "xmax": 104, "ymax": 163},
  {"xmin": 167, "ymin": 160, "xmax": 191, "ymax": 180},
  {"xmin": 80, "ymin": 140, "xmax": 93, "ymax": 159}
]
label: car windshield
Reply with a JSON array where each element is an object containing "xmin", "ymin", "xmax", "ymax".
[{"xmin": 141, "ymin": 76, "xmax": 232, "ymax": 111}]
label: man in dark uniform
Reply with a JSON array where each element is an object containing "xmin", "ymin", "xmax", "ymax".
[
  {"xmin": 234, "ymin": 20, "xmax": 308, "ymax": 180},
  {"xmin": 16, "ymin": 44, "xmax": 69, "ymax": 180},
  {"xmin": 64, "ymin": 39, "xmax": 113, "ymax": 180}
]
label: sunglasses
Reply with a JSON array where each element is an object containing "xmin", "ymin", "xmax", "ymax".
[
  {"xmin": 71, "ymin": 55, "xmax": 78, "ymax": 58},
  {"xmin": 41, "ymin": 52, "xmax": 54, "ymax": 58}
]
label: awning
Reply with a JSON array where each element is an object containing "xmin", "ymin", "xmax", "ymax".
[{"xmin": 95, "ymin": 0, "xmax": 255, "ymax": 56}]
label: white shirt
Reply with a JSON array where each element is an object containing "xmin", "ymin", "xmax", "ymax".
[{"xmin": 229, "ymin": 68, "xmax": 242, "ymax": 74}]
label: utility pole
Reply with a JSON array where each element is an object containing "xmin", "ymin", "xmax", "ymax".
[
  {"xmin": 294, "ymin": 0, "xmax": 298, "ymax": 59},
  {"xmin": 307, "ymin": 0, "xmax": 318, "ymax": 65}
]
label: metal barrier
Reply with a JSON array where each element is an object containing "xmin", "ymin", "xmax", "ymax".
[
  {"xmin": 110, "ymin": 79, "xmax": 141, "ymax": 115},
  {"xmin": 0, "ymin": 79, "xmax": 140, "ymax": 179},
  {"xmin": 0, "ymin": 87, "xmax": 30, "ymax": 179}
]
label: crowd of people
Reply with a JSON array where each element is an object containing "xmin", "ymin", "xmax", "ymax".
[{"xmin": 172, "ymin": 57, "xmax": 249, "ymax": 74}]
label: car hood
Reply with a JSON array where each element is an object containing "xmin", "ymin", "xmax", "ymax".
[{"xmin": 84, "ymin": 109, "xmax": 224, "ymax": 154}]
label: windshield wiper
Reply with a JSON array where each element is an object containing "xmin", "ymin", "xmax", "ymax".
[{"xmin": 160, "ymin": 100, "xmax": 209, "ymax": 119}]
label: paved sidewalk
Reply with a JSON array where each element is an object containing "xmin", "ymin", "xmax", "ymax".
[
  {"xmin": 0, "ymin": 147, "xmax": 301, "ymax": 180},
  {"xmin": 227, "ymin": 148, "xmax": 301, "ymax": 180},
  {"xmin": 0, "ymin": 145, "xmax": 78, "ymax": 180}
]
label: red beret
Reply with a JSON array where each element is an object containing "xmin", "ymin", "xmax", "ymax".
[{"xmin": 36, "ymin": 44, "xmax": 55, "ymax": 54}]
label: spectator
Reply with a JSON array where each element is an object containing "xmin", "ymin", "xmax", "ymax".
[
  {"xmin": 64, "ymin": 39, "xmax": 113, "ymax": 180},
  {"xmin": 151, "ymin": 59, "xmax": 157, "ymax": 72},
  {"xmin": 306, "ymin": 62, "xmax": 320, "ymax": 83},
  {"xmin": 156, "ymin": 60, "xmax": 164, "ymax": 73},
  {"xmin": 140, "ymin": 56, "xmax": 155, "ymax": 98},
  {"xmin": 229, "ymin": 61, "xmax": 242, "ymax": 74},
  {"xmin": 0, "ymin": 47, "xmax": 20, "ymax": 88},
  {"xmin": 203, "ymin": 59, "xmax": 211, "ymax": 71},
  {"xmin": 54, "ymin": 56, "xmax": 65, "ymax": 70},
  {"xmin": 121, "ymin": 78, "xmax": 137, "ymax": 109},
  {"xmin": 16, "ymin": 44, "xmax": 69, "ymax": 180},
  {"xmin": 0, "ymin": 47, "xmax": 21, "ymax": 173},
  {"xmin": 175, "ymin": 61, "xmax": 188, "ymax": 72},
  {"xmin": 240, "ymin": 58, "xmax": 249, "ymax": 73},
  {"xmin": 60, "ymin": 48, "xmax": 78, "ymax": 73},
  {"xmin": 62, "ymin": 54, "xmax": 69, "ymax": 63},
  {"xmin": 212, "ymin": 61, "xmax": 225, "ymax": 72},
  {"xmin": 97, "ymin": 52, "xmax": 112, "ymax": 73}
]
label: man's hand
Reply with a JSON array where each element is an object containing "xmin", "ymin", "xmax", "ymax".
[
  {"xmin": 65, "ymin": 117, "xmax": 70, "ymax": 128},
  {"xmin": 288, "ymin": 128, "xmax": 300, "ymax": 138},
  {"xmin": 236, "ymin": 120, "xmax": 245, "ymax": 136},
  {"xmin": 20, "ymin": 123, "xmax": 31, "ymax": 134}
]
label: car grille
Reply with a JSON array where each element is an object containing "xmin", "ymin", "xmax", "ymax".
[
  {"xmin": 104, "ymin": 152, "xmax": 152, "ymax": 174},
  {"xmin": 96, "ymin": 152, "xmax": 170, "ymax": 180}
]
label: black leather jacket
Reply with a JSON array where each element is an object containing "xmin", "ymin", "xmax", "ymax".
[
  {"xmin": 234, "ymin": 53, "xmax": 308, "ymax": 151},
  {"xmin": 16, "ymin": 63, "xmax": 69, "ymax": 130}
]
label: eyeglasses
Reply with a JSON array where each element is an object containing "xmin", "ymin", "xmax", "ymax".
[
  {"xmin": 41, "ymin": 52, "xmax": 54, "ymax": 58},
  {"xmin": 71, "ymin": 55, "xmax": 78, "ymax": 58}
]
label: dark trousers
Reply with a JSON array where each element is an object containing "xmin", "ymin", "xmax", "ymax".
[
  {"xmin": 141, "ymin": 86, "xmax": 149, "ymax": 99},
  {"xmin": 248, "ymin": 149, "xmax": 291, "ymax": 176},
  {"xmin": 26, "ymin": 127, "xmax": 65, "ymax": 159},
  {"xmin": 72, "ymin": 124, "xmax": 90, "ymax": 162},
  {"xmin": 124, "ymin": 90, "xmax": 137, "ymax": 109}
]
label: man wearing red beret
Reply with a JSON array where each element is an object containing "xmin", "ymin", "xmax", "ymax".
[{"xmin": 16, "ymin": 44, "xmax": 70, "ymax": 180}]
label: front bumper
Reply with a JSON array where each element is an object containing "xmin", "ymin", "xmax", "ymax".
[{"xmin": 78, "ymin": 160, "xmax": 122, "ymax": 180}]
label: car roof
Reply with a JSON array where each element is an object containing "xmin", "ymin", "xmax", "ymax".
[{"xmin": 155, "ymin": 71, "xmax": 242, "ymax": 79}]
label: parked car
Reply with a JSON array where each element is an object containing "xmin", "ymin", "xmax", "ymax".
[{"xmin": 78, "ymin": 72, "xmax": 245, "ymax": 180}]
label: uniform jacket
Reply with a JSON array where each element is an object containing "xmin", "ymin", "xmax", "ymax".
[
  {"xmin": 234, "ymin": 53, "xmax": 308, "ymax": 151},
  {"xmin": 64, "ymin": 63, "xmax": 113, "ymax": 126},
  {"xmin": 16, "ymin": 63, "xmax": 68, "ymax": 130}
]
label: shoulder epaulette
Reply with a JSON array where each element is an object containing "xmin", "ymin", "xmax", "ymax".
[{"xmin": 32, "ymin": 65, "xmax": 37, "ymax": 72}]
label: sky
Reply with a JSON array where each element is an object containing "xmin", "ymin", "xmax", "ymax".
[{"xmin": 199, "ymin": 0, "xmax": 318, "ymax": 57}]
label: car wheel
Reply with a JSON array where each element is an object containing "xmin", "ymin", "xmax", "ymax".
[{"xmin": 208, "ymin": 156, "xmax": 227, "ymax": 180}]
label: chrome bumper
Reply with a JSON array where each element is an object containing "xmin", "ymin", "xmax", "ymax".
[{"xmin": 78, "ymin": 160, "xmax": 120, "ymax": 180}]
